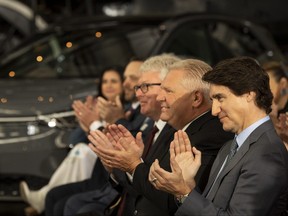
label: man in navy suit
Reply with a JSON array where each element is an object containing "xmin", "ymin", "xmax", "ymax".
[{"xmin": 149, "ymin": 57, "xmax": 288, "ymax": 216}]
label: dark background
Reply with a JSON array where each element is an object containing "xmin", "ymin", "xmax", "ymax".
[
  {"xmin": 0, "ymin": 0, "xmax": 287, "ymax": 215},
  {"xmin": 13, "ymin": 0, "xmax": 288, "ymax": 57}
]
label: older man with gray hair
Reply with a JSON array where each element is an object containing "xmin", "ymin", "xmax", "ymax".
[{"xmin": 90, "ymin": 58, "xmax": 233, "ymax": 216}]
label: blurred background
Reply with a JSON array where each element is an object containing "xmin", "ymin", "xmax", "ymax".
[
  {"xmin": 0, "ymin": 0, "xmax": 287, "ymax": 215},
  {"xmin": 0, "ymin": 0, "xmax": 287, "ymax": 55}
]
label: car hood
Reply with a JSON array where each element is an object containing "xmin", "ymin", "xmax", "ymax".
[{"xmin": 0, "ymin": 79, "xmax": 97, "ymax": 117}]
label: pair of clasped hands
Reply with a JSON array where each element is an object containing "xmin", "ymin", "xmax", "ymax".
[
  {"xmin": 72, "ymin": 95, "xmax": 125, "ymax": 132},
  {"xmin": 88, "ymin": 125, "xmax": 202, "ymax": 197}
]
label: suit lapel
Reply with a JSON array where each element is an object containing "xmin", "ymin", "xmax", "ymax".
[
  {"xmin": 205, "ymin": 120, "xmax": 275, "ymax": 200},
  {"xmin": 221, "ymin": 120, "xmax": 274, "ymax": 175},
  {"xmin": 203, "ymin": 141, "xmax": 230, "ymax": 196}
]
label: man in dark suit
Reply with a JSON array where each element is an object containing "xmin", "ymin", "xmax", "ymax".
[
  {"xmin": 53, "ymin": 54, "xmax": 179, "ymax": 216},
  {"xmin": 149, "ymin": 57, "xmax": 288, "ymax": 216},
  {"xmin": 45, "ymin": 59, "xmax": 154, "ymax": 216},
  {"xmin": 81, "ymin": 54, "xmax": 180, "ymax": 216},
  {"xmin": 90, "ymin": 58, "xmax": 233, "ymax": 216}
]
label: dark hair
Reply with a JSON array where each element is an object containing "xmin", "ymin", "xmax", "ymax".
[
  {"xmin": 262, "ymin": 61, "xmax": 288, "ymax": 82},
  {"xmin": 97, "ymin": 66, "xmax": 124, "ymax": 99},
  {"xmin": 202, "ymin": 56, "xmax": 273, "ymax": 114}
]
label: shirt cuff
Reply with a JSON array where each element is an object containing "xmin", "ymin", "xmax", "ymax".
[
  {"xmin": 126, "ymin": 158, "xmax": 144, "ymax": 183},
  {"xmin": 89, "ymin": 120, "xmax": 103, "ymax": 131}
]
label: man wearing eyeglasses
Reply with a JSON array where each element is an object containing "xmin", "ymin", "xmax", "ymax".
[
  {"xmin": 89, "ymin": 58, "xmax": 234, "ymax": 216},
  {"xmin": 88, "ymin": 53, "xmax": 179, "ymax": 216},
  {"xmin": 50, "ymin": 54, "xmax": 179, "ymax": 216},
  {"xmin": 45, "ymin": 59, "xmax": 154, "ymax": 216}
]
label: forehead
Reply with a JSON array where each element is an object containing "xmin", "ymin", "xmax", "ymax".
[
  {"xmin": 102, "ymin": 70, "xmax": 120, "ymax": 79},
  {"xmin": 162, "ymin": 69, "xmax": 184, "ymax": 87},
  {"xmin": 138, "ymin": 71, "xmax": 161, "ymax": 83},
  {"xmin": 210, "ymin": 84, "xmax": 232, "ymax": 96},
  {"xmin": 124, "ymin": 61, "xmax": 142, "ymax": 77}
]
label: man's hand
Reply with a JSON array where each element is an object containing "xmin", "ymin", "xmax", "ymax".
[
  {"xmin": 88, "ymin": 125, "xmax": 145, "ymax": 174},
  {"xmin": 88, "ymin": 130, "xmax": 115, "ymax": 173},
  {"xmin": 172, "ymin": 131, "xmax": 201, "ymax": 187},
  {"xmin": 97, "ymin": 96, "xmax": 125, "ymax": 124},
  {"xmin": 148, "ymin": 130, "xmax": 201, "ymax": 197},
  {"xmin": 107, "ymin": 124, "xmax": 145, "ymax": 157}
]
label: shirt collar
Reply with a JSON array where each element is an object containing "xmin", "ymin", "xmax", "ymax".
[
  {"xmin": 236, "ymin": 115, "xmax": 270, "ymax": 149},
  {"xmin": 131, "ymin": 101, "xmax": 140, "ymax": 110},
  {"xmin": 155, "ymin": 119, "xmax": 166, "ymax": 132}
]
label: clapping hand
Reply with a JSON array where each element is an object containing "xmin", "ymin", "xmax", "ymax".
[
  {"xmin": 148, "ymin": 130, "xmax": 201, "ymax": 197},
  {"xmin": 97, "ymin": 96, "xmax": 125, "ymax": 124},
  {"xmin": 72, "ymin": 96, "xmax": 100, "ymax": 132},
  {"xmin": 88, "ymin": 124, "xmax": 145, "ymax": 174}
]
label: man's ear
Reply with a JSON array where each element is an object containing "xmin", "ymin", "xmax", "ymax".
[
  {"xmin": 192, "ymin": 91, "xmax": 203, "ymax": 107},
  {"xmin": 246, "ymin": 91, "xmax": 256, "ymax": 102}
]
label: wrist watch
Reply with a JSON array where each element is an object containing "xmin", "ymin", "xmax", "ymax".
[{"xmin": 176, "ymin": 193, "xmax": 190, "ymax": 204}]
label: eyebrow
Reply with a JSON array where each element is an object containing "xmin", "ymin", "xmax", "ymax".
[
  {"xmin": 211, "ymin": 93, "xmax": 224, "ymax": 99},
  {"xmin": 161, "ymin": 85, "xmax": 174, "ymax": 92}
]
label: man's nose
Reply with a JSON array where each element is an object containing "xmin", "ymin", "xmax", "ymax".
[
  {"xmin": 135, "ymin": 87, "xmax": 143, "ymax": 97},
  {"xmin": 211, "ymin": 101, "xmax": 221, "ymax": 116}
]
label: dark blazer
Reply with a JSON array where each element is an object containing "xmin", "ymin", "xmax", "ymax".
[
  {"xmin": 176, "ymin": 120, "xmax": 288, "ymax": 216},
  {"xmin": 126, "ymin": 111, "xmax": 234, "ymax": 216},
  {"xmin": 45, "ymin": 104, "xmax": 152, "ymax": 216},
  {"xmin": 112, "ymin": 123, "xmax": 175, "ymax": 216}
]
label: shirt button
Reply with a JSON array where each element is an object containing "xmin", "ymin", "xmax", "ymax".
[{"xmin": 133, "ymin": 210, "xmax": 138, "ymax": 215}]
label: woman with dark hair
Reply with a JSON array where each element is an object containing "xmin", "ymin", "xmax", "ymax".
[
  {"xmin": 72, "ymin": 66, "xmax": 125, "ymax": 136},
  {"xmin": 19, "ymin": 66, "xmax": 124, "ymax": 216}
]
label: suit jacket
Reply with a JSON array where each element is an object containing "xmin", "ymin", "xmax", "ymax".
[
  {"xmin": 176, "ymin": 120, "xmax": 288, "ymax": 216},
  {"xmin": 126, "ymin": 111, "xmax": 234, "ymax": 216},
  {"xmin": 45, "ymin": 104, "xmax": 152, "ymax": 215},
  {"xmin": 108, "ymin": 123, "xmax": 174, "ymax": 215}
]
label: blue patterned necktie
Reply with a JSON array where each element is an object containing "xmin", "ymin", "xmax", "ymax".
[{"xmin": 226, "ymin": 138, "xmax": 238, "ymax": 164}]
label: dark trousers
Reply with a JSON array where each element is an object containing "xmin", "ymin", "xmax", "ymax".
[{"xmin": 45, "ymin": 160, "xmax": 109, "ymax": 216}]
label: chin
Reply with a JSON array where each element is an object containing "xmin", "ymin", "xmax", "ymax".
[
  {"xmin": 223, "ymin": 125, "xmax": 234, "ymax": 133},
  {"xmin": 160, "ymin": 114, "xmax": 168, "ymax": 122}
]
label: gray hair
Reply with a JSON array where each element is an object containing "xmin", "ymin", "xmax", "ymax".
[
  {"xmin": 169, "ymin": 59, "xmax": 212, "ymax": 101},
  {"xmin": 140, "ymin": 53, "xmax": 181, "ymax": 80}
]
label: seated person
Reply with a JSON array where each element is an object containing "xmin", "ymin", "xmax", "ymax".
[
  {"xmin": 20, "ymin": 66, "xmax": 124, "ymax": 215},
  {"xmin": 43, "ymin": 59, "xmax": 154, "ymax": 216}
]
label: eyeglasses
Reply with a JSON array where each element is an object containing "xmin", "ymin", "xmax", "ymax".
[{"xmin": 134, "ymin": 83, "xmax": 161, "ymax": 93}]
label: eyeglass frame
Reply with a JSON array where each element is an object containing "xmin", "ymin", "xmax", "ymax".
[{"xmin": 134, "ymin": 83, "xmax": 161, "ymax": 93}]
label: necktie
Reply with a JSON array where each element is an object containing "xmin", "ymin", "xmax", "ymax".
[
  {"xmin": 116, "ymin": 125, "xmax": 159, "ymax": 216},
  {"xmin": 226, "ymin": 138, "xmax": 238, "ymax": 165},
  {"xmin": 206, "ymin": 138, "xmax": 238, "ymax": 199},
  {"xmin": 142, "ymin": 125, "xmax": 159, "ymax": 159}
]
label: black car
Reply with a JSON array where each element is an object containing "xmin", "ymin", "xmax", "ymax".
[{"xmin": 0, "ymin": 13, "xmax": 286, "ymax": 201}]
